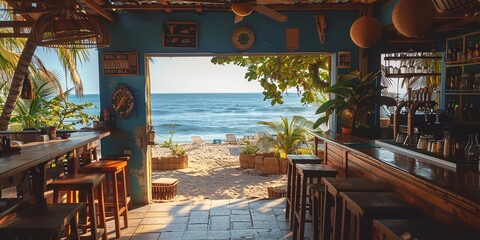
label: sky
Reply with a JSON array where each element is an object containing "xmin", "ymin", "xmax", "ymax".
[{"xmin": 36, "ymin": 49, "xmax": 263, "ymax": 94}]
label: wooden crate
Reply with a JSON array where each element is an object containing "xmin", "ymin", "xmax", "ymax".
[{"xmin": 152, "ymin": 178, "xmax": 178, "ymax": 200}]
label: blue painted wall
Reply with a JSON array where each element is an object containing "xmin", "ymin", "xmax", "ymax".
[{"xmin": 98, "ymin": 10, "xmax": 361, "ymax": 204}]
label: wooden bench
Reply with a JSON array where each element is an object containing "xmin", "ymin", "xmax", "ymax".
[{"xmin": 0, "ymin": 203, "xmax": 84, "ymax": 240}]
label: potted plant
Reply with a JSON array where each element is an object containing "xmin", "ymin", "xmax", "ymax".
[
  {"xmin": 154, "ymin": 124, "xmax": 188, "ymax": 170},
  {"xmin": 314, "ymin": 70, "xmax": 397, "ymax": 135},
  {"xmin": 255, "ymin": 116, "xmax": 313, "ymax": 174},
  {"xmin": 239, "ymin": 141, "xmax": 259, "ymax": 169}
]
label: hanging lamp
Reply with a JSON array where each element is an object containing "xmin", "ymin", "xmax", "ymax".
[
  {"xmin": 350, "ymin": 15, "xmax": 382, "ymax": 48},
  {"xmin": 32, "ymin": 1, "xmax": 110, "ymax": 49},
  {"xmin": 392, "ymin": 0, "xmax": 436, "ymax": 37},
  {"xmin": 231, "ymin": 3, "xmax": 255, "ymax": 17}
]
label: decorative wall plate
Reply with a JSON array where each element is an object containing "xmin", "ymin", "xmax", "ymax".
[
  {"xmin": 232, "ymin": 26, "xmax": 255, "ymax": 51},
  {"xmin": 112, "ymin": 83, "xmax": 135, "ymax": 119}
]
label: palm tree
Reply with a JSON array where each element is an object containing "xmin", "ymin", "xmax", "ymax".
[
  {"xmin": 257, "ymin": 116, "xmax": 314, "ymax": 158},
  {"xmin": 0, "ymin": 1, "xmax": 89, "ymax": 130}
]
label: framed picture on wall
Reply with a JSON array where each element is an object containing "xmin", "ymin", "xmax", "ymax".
[
  {"xmin": 338, "ymin": 51, "xmax": 351, "ymax": 69},
  {"xmin": 163, "ymin": 22, "xmax": 198, "ymax": 49}
]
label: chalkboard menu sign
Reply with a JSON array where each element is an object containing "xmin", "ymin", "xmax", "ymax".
[
  {"xmin": 163, "ymin": 22, "xmax": 198, "ymax": 49},
  {"xmin": 102, "ymin": 52, "xmax": 138, "ymax": 76}
]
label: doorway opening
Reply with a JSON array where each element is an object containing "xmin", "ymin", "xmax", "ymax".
[{"xmin": 145, "ymin": 54, "xmax": 331, "ymax": 201}]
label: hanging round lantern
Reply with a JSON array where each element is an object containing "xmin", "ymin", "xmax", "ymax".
[
  {"xmin": 231, "ymin": 3, "xmax": 255, "ymax": 17},
  {"xmin": 350, "ymin": 16, "xmax": 382, "ymax": 48},
  {"xmin": 392, "ymin": 0, "xmax": 436, "ymax": 37}
]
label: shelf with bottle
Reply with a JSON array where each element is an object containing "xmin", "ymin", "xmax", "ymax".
[
  {"xmin": 383, "ymin": 51, "xmax": 441, "ymax": 78},
  {"xmin": 444, "ymin": 96, "xmax": 480, "ymax": 125},
  {"xmin": 445, "ymin": 40, "xmax": 480, "ymax": 67},
  {"xmin": 444, "ymin": 71, "xmax": 480, "ymax": 94}
]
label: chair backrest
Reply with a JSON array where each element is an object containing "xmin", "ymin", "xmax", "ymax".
[
  {"xmin": 191, "ymin": 136, "xmax": 204, "ymax": 145},
  {"xmin": 254, "ymin": 132, "xmax": 267, "ymax": 140},
  {"xmin": 225, "ymin": 134, "xmax": 239, "ymax": 144}
]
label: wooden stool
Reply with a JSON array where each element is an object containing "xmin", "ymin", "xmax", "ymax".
[
  {"xmin": 293, "ymin": 164, "xmax": 337, "ymax": 240},
  {"xmin": 321, "ymin": 177, "xmax": 390, "ymax": 240},
  {"xmin": 372, "ymin": 219, "xmax": 473, "ymax": 240},
  {"xmin": 48, "ymin": 174, "xmax": 107, "ymax": 240},
  {"xmin": 286, "ymin": 154, "xmax": 322, "ymax": 223},
  {"xmin": 310, "ymin": 184, "xmax": 325, "ymax": 240},
  {"xmin": 0, "ymin": 203, "xmax": 84, "ymax": 240},
  {"xmin": 340, "ymin": 192, "xmax": 421, "ymax": 240},
  {"xmin": 82, "ymin": 160, "xmax": 128, "ymax": 239},
  {"xmin": 100, "ymin": 154, "xmax": 131, "ymax": 201},
  {"xmin": 152, "ymin": 178, "xmax": 178, "ymax": 200}
]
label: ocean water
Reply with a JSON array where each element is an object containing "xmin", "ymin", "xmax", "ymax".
[{"xmin": 68, "ymin": 93, "xmax": 318, "ymax": 143}]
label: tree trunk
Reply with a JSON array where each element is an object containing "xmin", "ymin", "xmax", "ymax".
[{"xmin": 0, "ymin": 36, "xmax": 37, "ymax": 130}]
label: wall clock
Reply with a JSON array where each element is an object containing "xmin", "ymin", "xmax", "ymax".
[
  {"xmin": 111, "ymin": 83, "xmax": 135, "ymax": 119},
  {"xmin": 232, "ymin": 26, "xmax": 255, "ymax": 51}
]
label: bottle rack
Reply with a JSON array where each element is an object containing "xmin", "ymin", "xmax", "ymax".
[
  {"xmin": 383, "ymin": 52, "xmax": 442, "ymax": 78},
  {"xmin": 444, "ymin": 30, "xmax": 480, "ymax": 125}
]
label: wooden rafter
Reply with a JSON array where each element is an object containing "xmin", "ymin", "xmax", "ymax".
[
  {"xmin": 0, "ymin": 32, "xmax": 30, "ymax": 38},
  {"xmin": 0, "ymin": 21, "xmax": 34, "ymax": 28},
  {"xmin": 3, "ymin": 0, "xmax": 34, "ymax": 21},
  {"xmin": 79, "ymin": 0, "xmax": 115, "ymax": 22}
]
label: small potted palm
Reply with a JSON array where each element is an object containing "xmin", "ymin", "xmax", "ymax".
[
  {"xmin": 255, "ymin": 116, "xmax": 313, "ymax": 174},
  {"xmin": 154, "ymin": 124, "xmax": 188, "ymax": 170},
  {"xmin": 239, "ymin": 141, "xmax": 259, "ymax": 169},
  {"xmin": 314, "ymin": 70, "xmax": 397, "ymax": 136}
]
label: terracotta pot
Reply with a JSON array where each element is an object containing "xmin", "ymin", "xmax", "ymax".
[{"xmin": 341, "ymin": 127, "xmax": 353, "ymax": 134}]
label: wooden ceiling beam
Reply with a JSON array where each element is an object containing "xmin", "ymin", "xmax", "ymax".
[
  {"xmin": 103, "ymin": 3, "xmax": 366, "ymax": 11},
  {"xmin": 435, "ymin": 17, "xmax": 480, "ymax": 33},
  {"xmin": 0, "ymin": 21, "xmax": 34, "ymax": 27},
  {"xmin": 80, "ymin": 0, "xmax": 115, "ymax": 22},
  {"xmin": 0, "ymin": 32, "xmax": 30, "ymax": 38},
  {"xmin": 3, "ymin": 0, "xmax": 35, "ymax": 21}
]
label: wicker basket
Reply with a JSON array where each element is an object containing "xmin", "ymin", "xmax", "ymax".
[
  {"xmin": 267, "ymin": 186, "xmax": 286, "ymax": 198},
  {"xmin": 152, "ymin": 178, "xmax": 178, "ymax": 200}
]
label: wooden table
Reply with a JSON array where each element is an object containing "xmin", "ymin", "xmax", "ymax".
[{"xmin": 0, "ymin": 130, "xmax": 110, "ymax": 212}]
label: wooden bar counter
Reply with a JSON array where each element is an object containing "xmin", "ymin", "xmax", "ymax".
[{"xmin": 310, "ymin": 131, "xmax": 480, "ymax": 233}]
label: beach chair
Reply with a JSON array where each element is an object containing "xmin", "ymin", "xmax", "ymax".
[
  {"xmin": 225, "ymin": 134, "xmax": 241, "ymax": 145},
  {"xmin": 191, "ymin": 136, "xmax": 205, "ymax": 146}
]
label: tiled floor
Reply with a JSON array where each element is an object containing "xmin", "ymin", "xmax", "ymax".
[{"xmin": 106, "ymin": 198, "xmax": 313, "ymax": 240}]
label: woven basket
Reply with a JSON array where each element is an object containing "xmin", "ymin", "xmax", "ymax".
[
  {"xmin": 152, "ymin": 178, "xmax": 178, "ymax": 200},
  {"xmin": 267, "ymin": 187, "xmax": 286, "ymax": 198}
]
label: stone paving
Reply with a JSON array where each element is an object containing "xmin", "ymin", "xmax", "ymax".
[{"xmin": 106, "ymin": 198, "xmax": 313, "ymax": 240}]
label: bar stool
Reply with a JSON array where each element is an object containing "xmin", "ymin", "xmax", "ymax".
[
  {"xmin": 321, "ymin": 177, "xmax": 390, "ymax": 240},
  {"xmin": 82, "ymin": 160, "xmax": 128, "ymax": 239},
  {"xmin": 0, "ymin": 203, "xmax": 84, "ymax": 240},
  {"xmin": 372, "ymin": 219, "xmax": 472, "ymax": 240},
  {"xmin": 340, "ymin": 192, "xmax": 422, "ymax": 240},
  {"xmin": 293, "ymin": 164, "xmax": 338, "ymax": 240},
  {"xmin": 286, "ymin": 154, "xmax": 322, "ymax": 223},
  {"xmin": 48, "ymin": 174, "xmax": 107, "ymax": 240},
  {"xmin": 100, "ymin": 154, "xmax": 131, "ymax": 203},
  {"xmin": 310, "ymin": 184, "xmax": 325, "ymax": 240}
]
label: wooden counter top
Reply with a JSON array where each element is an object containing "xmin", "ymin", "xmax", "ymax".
[
  {"xmin": 0, "ymin": 130, "xmax": 110, "ymax": 180},
  {"xmin": 310, "ymin": 131, "xmax": 480, "ymax": 206}
]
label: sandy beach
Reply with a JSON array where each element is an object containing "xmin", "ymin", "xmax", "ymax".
[{"xmin": 152, "ymin": 144, "xmax": 287, "ymax": 202}]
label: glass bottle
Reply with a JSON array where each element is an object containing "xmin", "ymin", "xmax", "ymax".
[
  {"xmin": 467, "ymin": 42, "xmax": 474, "ymax": 62},
  {"xmin": 457, "ymin": 42, "xmax": 463, "ymax": 63},
  {"xmin": 465, "ymin": 134, "xmax": 473, "ymax": 153},
  {"xmin": 416, "ymin": 65, "xmax": 422, "ymax": 73},
  {"xmin": 475, "ymin": 41, "xmax": 480, "ymax": 62},
  {"xmin": 466, "ymin": 134, "xmax": 480, "ymax": 165},
  {"xmin": 400, "ymin": 64, "xmax": 408, "ymax": 74}
]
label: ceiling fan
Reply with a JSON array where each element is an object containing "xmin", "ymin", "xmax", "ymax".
[{"xmin": 230, "ymin": 0, "xmax": 290, "ymax": 23}]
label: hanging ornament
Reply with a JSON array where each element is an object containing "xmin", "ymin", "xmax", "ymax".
[
  {"xmin": 350, "ymin": 15, "xmax": 382, "ymax": 48},
  {"xmin": 21, "ymin": 72, "xmax": 34, "ymax": 100},
  {"xmin": 392, "ymin": 0, "xmax": 436, "ymax": 37}
]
